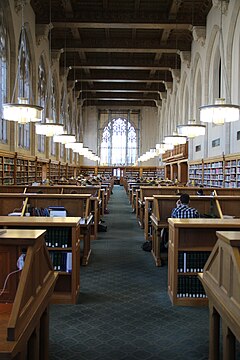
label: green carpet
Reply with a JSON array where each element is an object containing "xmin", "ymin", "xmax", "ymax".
[{"xmin": 49, "ymin": 185, "xmax": 210, "ymax": 360}]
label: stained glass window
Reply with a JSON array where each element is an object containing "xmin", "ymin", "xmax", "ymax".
[{"xmin": 100, "ymin": 117, "xmax": 138, "ymax": 165}]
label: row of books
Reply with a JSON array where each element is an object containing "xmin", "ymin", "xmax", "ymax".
[
  {"xmin": 177, "ymin": 251, "xmax": 211, "ymax": 273},
  {"xmin": 177, "ymin": 275, "xmax": 207, "ymax": 298},
  {"xmin": 45, "ymin": 227, "xmax": 72, "ymax": 248},
  {"xmin": 49, "ymin": 252, "xmax": 72, "ymax": 272},
  {"xmin": 28, "ymin": 206, "xmax": 67, "ymax": 217}
]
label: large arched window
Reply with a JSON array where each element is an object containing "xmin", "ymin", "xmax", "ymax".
[
  {"xmin": 0, "ymin": 6, "xmax": 8, "ymax": 142},
  {"xmin": 18, "ymin": 28, "xmax": 31, "ymax": 149},
  {"xmin": 37, "ymin": 54, "xmax": 47, "ymax": 153},
  {"xmin": 99, "ymin": 113, "xmax": 139, "ymax": 166},
  {"xmin": 50, "ymin": 73, "xmax": 57, "ymax": 156}
]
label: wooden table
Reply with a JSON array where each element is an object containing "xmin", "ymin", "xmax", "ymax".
[
  {"xmin": 199, "ymin": 231, "xmax": 240, "ymax": 360},
  {"xmin": 0, "ymin": 229, "xmax": 57, "ymax": 359},
  {"xmin": 168, "ymin": 218, "xmax": 240, "ymax": 307},
  {"xmin": 0, "ymin": 217, "xmax": 84, "ymax": 304}
]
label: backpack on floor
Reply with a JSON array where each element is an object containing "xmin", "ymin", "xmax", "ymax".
[
  {"xmin": 141, "ymin": 240, "xmax": 152, "ymax": 252},
  {"xmin": 98, "ymin": 223, "xmax": 107, "ymax": 232}
]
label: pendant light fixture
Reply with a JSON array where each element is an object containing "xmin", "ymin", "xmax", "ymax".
[
  {"xmin": 35, "ymin": 0, "xmax": 64, "ymax": 137},
  {"xmin": 156, "ymin": 143, "xmax": 174, "ymax": 152},
  {"xmin": 199, "ymin": 1, "xmax": 240, "ymax": 125},
  {"xmin": 199, "ymin": 98, "xmax": 240, "ymax": 125},
  {"xmin": 2, "ymin": 1, "xmax": 43, "ymax": 124},
  {"xmin": 35, "ymin": 118, "xmax": 64, "ymax": 137},
  {"xmin": 164, "ymin": 131, "xmax": 187, "ymax": 146},
  {"xmin": 177, "ymin": 120, "xmax": 206, "ymax": 138}
]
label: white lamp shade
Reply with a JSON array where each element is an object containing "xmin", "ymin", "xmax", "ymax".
[
  {"xmin": 35, "ymin": 120, "xmax": 64, "ymax": 137},
  {"xmin": 53, "ymin": 133, "xmax": 76, "ymax": 144},
  {"xmin": 177, "ymin": 124, "xmax": 206, "ymax": 138},
  {"xmin": 164, "ymin": 134, "xmax": 187, "ymax": 146},
  {"xmin": 199, "ymin": 98, "xmax": 240, "ymax": 125},
  {"xmin": 3, "ymin": 98, "xmax": 43, "ymax": 124}
]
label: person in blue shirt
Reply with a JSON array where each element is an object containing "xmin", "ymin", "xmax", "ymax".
[{"xmin": 171, "ymin": 193, "xmax": 200, "ymax": 218}]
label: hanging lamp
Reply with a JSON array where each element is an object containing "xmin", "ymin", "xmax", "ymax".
[
  {"xmin": 53, "ymin": 132, "xmax": 76, "ymax": 144},
  {"xmin": 199, "ymin": 98, "xmax": 240, "ymax": 125},
  {"xmin": 164, "ymin": 131, "xmax": 187, "ymax": 146},
  {"xmin": 2, "ymin": 1, "xmax": 43, "ymax": 124},
  {"xmin": 177, "ymin": 120, "xmax": 206, "ymax": 138},
  {"xmin": 35, "ymin": 118, "xmax": 64, "ymax": 137}
]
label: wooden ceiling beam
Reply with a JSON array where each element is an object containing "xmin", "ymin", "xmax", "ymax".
[
  {"xmin": 75, "ymin": 79, "xmax": 168, "ymax": 83},
  {"xmin": 52, "ymin": 21, "xmax": 192, "ymax": 30},
  {"xmin": 70, "ymin": 65, "xmax": 170, "ymax": 71},
  {"xmin": 64, "ymin": 47, "xmax": 179, "ymax": 54}
]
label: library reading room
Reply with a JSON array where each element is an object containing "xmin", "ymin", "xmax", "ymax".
[{"xmin": 0, "ymin": 0, "xmax": 240, "ymax": 359}]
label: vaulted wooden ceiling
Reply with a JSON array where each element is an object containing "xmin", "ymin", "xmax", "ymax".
[{"xmin": 30, "ymin": 0, "xmax": 212, "ymax": 108}]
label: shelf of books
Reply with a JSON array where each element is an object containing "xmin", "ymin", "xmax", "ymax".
[
  {"xmin": 45, "ymin": 221, "xmax": 81, "ymax": 304},
  {"xmin": 188, "ymin": 160, "xmax": 204, "ymax": 185},
  {"xmin": 141, "ymin": 167, "xmax": 158, "ymax": 178},
  {"xmin": 0, "ymin": 151, "xmax": 15, "ymax": 185},
  {"xmin": 125, "ymin": 167, "xmax": 140, "ymax": 179},
  {"xmin": 97, "ymin": 166, "xmax": 113, "ymax": 178},
  {"xmin": 15, "ymin": 154, "xmax": 36, "ymax": 185},
  {"xmin": 67, "ymin": 164, "xmax": 76, "ymax": 179},
  {"xmin": 168, "ymin": 219, "xmax": 217, "ymax": 306},
  {"xmin": 48, "ymin": 160, "xmax": 60, "ymax": 183},
  {"xmin": 79, "ymin": 166, "xmax": 96, "ymax": 176},
  {"xmin": 60, "ymin": 163, "xmax": 67, "ymax": 179},
  {"xmin": 224, "ymin": 154, "xmax": 240, "ymax": 188},
  {"xmin": 203, "ymin": 157, "xmax": 224, "ymax": 187}
]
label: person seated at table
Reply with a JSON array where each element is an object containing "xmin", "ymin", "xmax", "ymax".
[{"xmin": 171, "ymin": 193, "xmax": 200, "ymax": 218}]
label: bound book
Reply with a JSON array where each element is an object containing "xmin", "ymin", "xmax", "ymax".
[{"xmin": 48, "ymin": 206, "xmax": 67, "ymax": 217}]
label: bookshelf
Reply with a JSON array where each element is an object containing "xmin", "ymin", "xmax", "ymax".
[
  {"xmin": 224, "ymin": 154, "xmax": 240, "ymax": 188},
  {"xmin": 59, "ymin": 162, "xmax": 67, "ymax": 179},
  {"xmin": 67, "ymin": 164, "xmax": 76, "ymax": 178},
  {"xmin": 188, "ymin": 160, "xmax": 203, "ymax": 185},
  {"xmin": 97, "ymin": 166, "xmax": 113, "ymax": 178},
  {"xmin": 15, "ymin": 154, "xmax": 37, "ymax": 185},
  {"xmin": 48, "ymin": 160, "xmax": 60, "ymax": 183},
  {"xmin": 125, "ymin": 167, "xmax": 140, "ymax": 179},
  {"xmin": 189, "ymin": 154, "xmax": 240, "ymax": 188},
  {"xmin": 141, "ymin": 167, "xmax": 158, "ymax": 178},
  {"xmin": 79, "ymin": 166, "xmax": 96, "ymax": 176},
  {"xmin": 28, "ymin": 157, "xmax": 36, "ymax": 184},
  {"xmin": 0, "ymin": 151, "xmax": 15, "ymax": 185},
  {"xmin": 0, "ymin": 217, "xmax": 81, "ymax": 304},
  {"xmin": 167, "ymin": 218, "xmax": 240, "ymax": 306},
  {"xmin": 203, "ymin": 157, "xmax": 224, "ymax": 188}
]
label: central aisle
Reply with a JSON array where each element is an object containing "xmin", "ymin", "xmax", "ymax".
[{"xmin": 49, "ymin": 185, "xmax": 209, "ymax": 360}]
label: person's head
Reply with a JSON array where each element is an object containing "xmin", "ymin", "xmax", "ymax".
[
  {"xmin": 197, "ymin": 189, "xmax": 203, "ymax": 196},
  {"xmin": 180, "ymin": 193, "xmax": 190, "ymax": 205}
]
